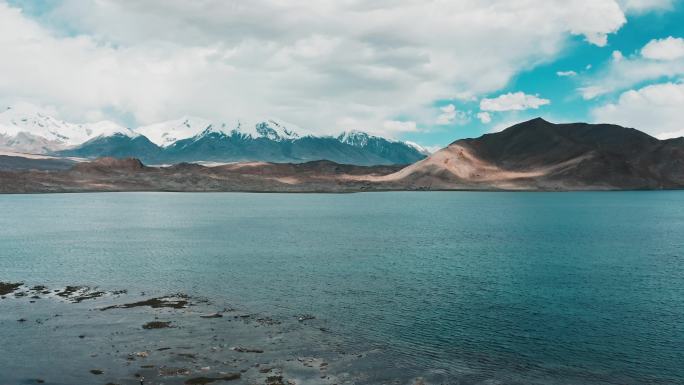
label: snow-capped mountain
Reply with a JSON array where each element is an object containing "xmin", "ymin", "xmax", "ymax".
[
  {"xmin": 337, "ymin": 130, "xmax": 431, "ymax": 164},
  {"xmin": 339, "ymin": 130, "xmax": 430, "ymax": 155},
  {"xmin": 338, "ymin": 130, "xmax": 374, "ymax": 147},
  {"xmin": 404, "ymin": 141, "xmax": 431, "ymax": 156},
  {"xmin": 0, "ymin": 105, "xmax": 138, "ymax": 153},
  {"xmin": 135, "ymin": 117, "xmax": 212, "ymax": 148},
  {"xmin": 58, "ymin": 133, "xmax": 161, "ymax": 161},
  {"xmin": 135, "ymin": 117, "xmax": 304, "ymax": 147},
  {"xmin": 253, "ymin": 119, "xmax": 302, "ymax": 141},
  {"xmin": 1, "ymin": 105, "xmax": 428, "ymax": 166}
]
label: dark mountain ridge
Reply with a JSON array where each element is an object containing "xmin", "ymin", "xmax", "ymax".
[
  {"xmin": 459, "ymin": 118, "xmax": 658, "ymax": 168},
  {"xmin": 382, "ymin": 118, "xmax": 684, "ymax": 190}
]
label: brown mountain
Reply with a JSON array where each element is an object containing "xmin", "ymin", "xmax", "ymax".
[
  {"xmin": 0, "ymin": 157, "xmax": 402, "ymax": 193},
  {"xmin": 1, "ymin": 118, "xmax": 683, "ymax": 193},
  {"xmin": 379, "ymin": 118, "xmax": 684, "ymax": 190}
]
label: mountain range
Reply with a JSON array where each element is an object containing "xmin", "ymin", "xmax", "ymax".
[
  {"xmin": 2, "ymin": 117, "xmax": 683, "ymax": 193},
  {"xmin": 0, "ymin": 106, "xmax": 427, "ymax": 166}
]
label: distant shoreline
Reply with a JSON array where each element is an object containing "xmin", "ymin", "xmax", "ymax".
[
  {"xmin": 2, "ymin": 187, "xmax": 682, "ymax": 195},
  {"xmin": 4, "ymin": 118, "xmax": 684, "ymax": 193}
]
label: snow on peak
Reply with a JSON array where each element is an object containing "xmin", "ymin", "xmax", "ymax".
[
  {"xmin": 337, "ymin": 130, "xmax": 431, "ymax": 154},
  {"xmin": 195, "ymin": 122, "xmax": 232, "ymax": 140},
  {"xmin": 135, "ymin": 116, "xmax": 212, "ymax": 147},
  {"xmin": 136, "ymin": 116, "xmax": 306, "ymax": 145},
  {"xmin": 404, "ymin": 140, "xmax": 432, "ymax": 155},
  {"xmin": 338, "ymin": 130, "xmax": 373, "ymax": 146},
  {"xmin": 0, "ymin": 105, "xmax": 75, "ymax": 142},
  {"xmin": 0, "ymin": 105, "xmax": 432, "ymax": 155},
  {"xmin": 0, "ymin": 104, "xmax": 135, "ymax": 146},
  {"xmin": 83, "ymin": 121, "xmax": 139, "ymax": 140},
  {"xmin": 254, "ymin": 119, "xmax": 300, "ymax": 141}
]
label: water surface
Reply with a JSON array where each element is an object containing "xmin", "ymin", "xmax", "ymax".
[{"xmin": 1, "ymin": 192, "xmax": 683, "ymax": 384}]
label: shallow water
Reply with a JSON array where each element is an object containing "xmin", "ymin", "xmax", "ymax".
[{"xmin": 1, "ymin": 191, "xmax": 683, "ymax": 384}]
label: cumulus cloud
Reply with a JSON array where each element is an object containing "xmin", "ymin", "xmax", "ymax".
[
  {"xmin": 382, "ymin": 120, "xmax": 418, "ymax": 133},
  {"xmin": 618, "ymin": 0, "xmax": 673, "ymax": 13},
  {"xmin": 579, "ymin": 86, "xmax": 610, "ymax": 100},
  {"xmin": 477, "ymin": 112, "xmax": 492, "ymax": 124},
  {"xmin": 556, "ymin": 70, "xmax": 577, "ymax": 77},
  {"xmin": 480, "ymin": 92, "xmax": 551, "ymax": 112},
  {"xmin": 612, "ymin": 50, "xmax": 624, "ymax": 61},
  {"xmin": 435, "ymin": 104, "xmax": 471, "ymax": 125},
  {"xmin": 0, "ymin": 0, "xmax": 648, "ymax": 137},
  {"xmin": 580, "ymin": 36, "xmax": 684, "ymax": 99},
  {"xmin": 592, "ymin": 82, "xmax": 684, "ymax": 138},
  {"xmin": 641, "ymin": 36, "xmax": 684, "ymax": 60},
  {"xmin": 436, "ymin": 104, "xmax": 457, "ymax": 125}
]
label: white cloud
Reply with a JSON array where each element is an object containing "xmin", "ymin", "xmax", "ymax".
[
  {"xmin": 480, "ymin": 92, "xmax": 551, "ymax": 112},
  {"xmin": 612, "ymin": 50, "xmax": 624, "ymax": 61},
  {"xmin": 641, "ymin": 36, "xmax": 684, "ymax": 61},
  {"xmin": 618, "ymin": 0, "xmax": 673, "ymax": 13},
  {"xmin": 562, "ymin": 0, "xmax": 626, "ymax": 47},
  {"xmin": 382, "ymin": 120, "xmax": 418, "ymax": 133},
  {"xmin": 579, "ymin": 86, "xmax": 610, "ymax": 100},
  {"xmin": 592, "ymin": 82, "xmax": 684, "ymax": 138},
  {"xmin": 435, "ymin": 104, "xmax": 472, "ymax": 125},
  {"xmin": 438, "ymin": 104, "xmax": 474, "ymax": 126},
  {"xmin": 477, "ymin": 112, "xmax": 492, "ymax": 124},
  {"xmin": 580, "ymin": 37, "xmax": 684, "ymax": 99},
  {"xmin": 436, "ymin": 104, "xmax": 457, "ymax": 125},
  {"xmin": 556, "ymin": 70, "xmax": 578, "ymax": 77},
  {"xmin": 0, "ymin": 1, "xmax": 644, "ymax": 137}
]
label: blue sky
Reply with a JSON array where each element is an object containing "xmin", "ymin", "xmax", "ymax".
[{"xmin": 1, "ymin": 1, "xmax": 684, "ymax": 149}]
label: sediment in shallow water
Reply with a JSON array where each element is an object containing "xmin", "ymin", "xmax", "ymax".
[{"xmin": 0, "ymin": 281, "xmax": 373, "ymax": 385}]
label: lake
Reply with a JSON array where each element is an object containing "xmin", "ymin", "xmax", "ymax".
[{"xmin": 1, "ymin": 192, "xmax": 683, "ymax": 384}]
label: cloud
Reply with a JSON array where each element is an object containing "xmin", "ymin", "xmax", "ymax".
[
  {"xmin": 480, "ymin": 92, "xmax": 551, "ymax": 112},
  {"xmin": 0, "ymin": 1, "xmax": 645, "ymax": 137},
  {"xmin": 477, "ymin": 112, "xmax": 492, "ymax": 124},
  {"xmin": 591, "ymin": 81, "xmax": 684, "ymax": 138},
  {"xmin": 382, "ymin": 120, "xmax": 418, "ymax": 133},
  {"xmin": 612, "ymin": 50, "xmax": 624, "ymax": 61},
  {"xmin": 617, "ymin": 0, "xmax": 673, "ymax": 13},
  {"xmin": 580, "ymin": 36, "xmax": 684, "ymax": 99},
  {"xmin": 435, "ymin": 104, "xmax": 471, "ymax": 125},
  {"xmin": 556, "ymin": 70, "xmax": 577, "ymax": 77},
  {"xmin": 436, "ymin": 104, "xmax": 457, "ymax": 125},
  {"xmin": 579, "ymin": 86, "xmax": 610, "ymax": 100},
  {"xmin": 641, "ymin": 36, "xmax": 684, "ymax": 61}
]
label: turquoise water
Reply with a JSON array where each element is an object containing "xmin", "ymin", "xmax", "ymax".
[{"xmin": 1, "ymin": 192, "xmax": 683, "ymax": 384}]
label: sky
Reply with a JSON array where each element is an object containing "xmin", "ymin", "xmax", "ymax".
[{"xmin": 1, "ymin": 0, "xmax": 683, "ymax": 150}]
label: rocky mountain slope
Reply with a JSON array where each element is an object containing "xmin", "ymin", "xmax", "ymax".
[
  {"xmin": 0, "ymin": 157, "xmax": 401, "ymax": 193},
  {"xmin": 0, "ymin": 152, "xmax": 77, "ymax": 171},
  {"xmin": 379, "ymin": 118, "xmax": 684, "ymax": 190}
]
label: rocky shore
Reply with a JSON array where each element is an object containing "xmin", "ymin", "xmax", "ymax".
[{"xmin": 0, "ymin": 281, "xmax": 389, "ymax": 385}]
